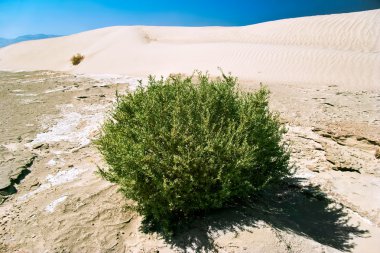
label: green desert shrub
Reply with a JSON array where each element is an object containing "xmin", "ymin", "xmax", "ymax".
[
  {"xmin": 70, "ymin": 53, "xmax": 84, "ymax": 65},
  {"xmin": 96, "ymin": 72, "xmax": 290, "ymax": 233}
]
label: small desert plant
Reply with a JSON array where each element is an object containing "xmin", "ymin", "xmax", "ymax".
[
  {"xmin": 70, "ymin": 53, "xmax": 84, "ymax": 65},
  {"xmin": 96, "ymin": 72, "xmax": 291, "ymax": 234}
]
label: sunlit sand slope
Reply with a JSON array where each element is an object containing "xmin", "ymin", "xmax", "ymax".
[{"xmin": 0, "ymin": 9, "xmax": 379, "ymax": 90}]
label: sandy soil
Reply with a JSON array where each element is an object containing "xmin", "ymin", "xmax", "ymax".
[
  {"xmin": 0, "ymin": 10, "xmax": 379, "ymax": 90},
  {"xmin": 0, "ymin": 71, "xmax": 379, "ymax": 253}
]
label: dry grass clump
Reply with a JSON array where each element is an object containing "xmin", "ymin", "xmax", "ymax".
[{"xmin": 70, "ymin": 53, "xmax": 84, "ymax": 65}]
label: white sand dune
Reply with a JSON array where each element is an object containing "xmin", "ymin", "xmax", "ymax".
[{"xmin": 0, "ymin": 9, "xmax": 379, "ymax": 90}]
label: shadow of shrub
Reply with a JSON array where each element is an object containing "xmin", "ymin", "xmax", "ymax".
[{"xmin": 142, "ymin": 178, "xmax": 368, "ymax": 252}]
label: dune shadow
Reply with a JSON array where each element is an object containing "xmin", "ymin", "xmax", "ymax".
[{"xmin": 143, "ymin": 178, "xmax": 369, "ymax": 252}]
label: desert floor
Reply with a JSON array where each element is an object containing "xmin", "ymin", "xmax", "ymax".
[{"xmin": 0, "ymin": 71, "xmax": 379, "ymax": 253}]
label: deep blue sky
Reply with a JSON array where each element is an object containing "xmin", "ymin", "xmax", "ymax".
[{"xmin": 0, "ymin": 0, "xmax": 379, "ymax": 38}]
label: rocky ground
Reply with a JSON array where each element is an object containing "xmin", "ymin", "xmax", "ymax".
[{"xmin": 0, "ymin": 71, "xmax": 379, "ymax": 253}]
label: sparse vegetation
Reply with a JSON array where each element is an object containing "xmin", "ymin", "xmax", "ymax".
[
  {"xmin": 70, "ymin": 53, "xmax": 84, "ymax": 65},
  {"xmin": 96, "ymin": 72, "xmax": 291, "ymax": 234}
]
